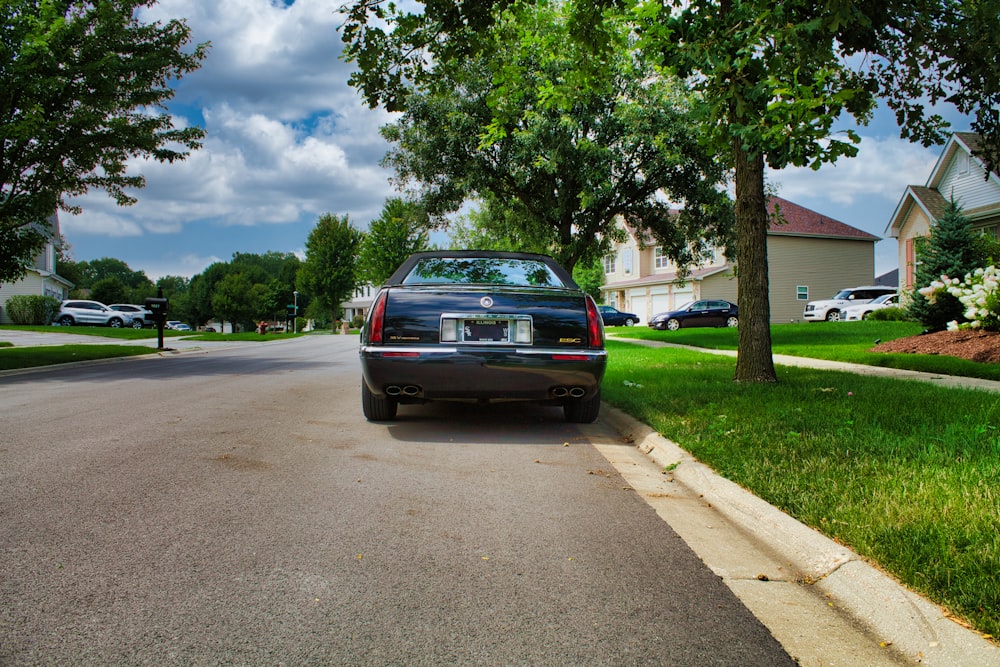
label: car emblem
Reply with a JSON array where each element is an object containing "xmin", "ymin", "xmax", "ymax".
[{"xmin": 480, "ymin": 296, "xmax": 494, "ymax": 308}]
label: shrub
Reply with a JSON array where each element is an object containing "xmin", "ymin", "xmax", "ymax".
[
  {"xmin": 5, "ymin": 295, "xmax": 61, "ymax": 324},
  {"xmin": 919, "ymin": 266, "xmax": 1000, "ymax": 331},
  {"xmin": 867, "ymin": 306, "xmax": 911, "ymax": 322},
  {"xmin": 351, "ymin": 315, "xmax": 364, "ymax": 329}
]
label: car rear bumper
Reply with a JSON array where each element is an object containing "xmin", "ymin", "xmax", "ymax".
[{"xmin": 360, "ymin": 345, "xmax": 607, "ymax": 400}]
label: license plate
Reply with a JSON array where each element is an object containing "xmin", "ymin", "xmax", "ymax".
[{"xmin": 464, "ymin": 319, "xmax": 509, "ymax": 342}]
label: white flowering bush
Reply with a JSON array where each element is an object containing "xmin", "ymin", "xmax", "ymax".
[{"xmin": 918, "ymin": 266, "xmax": 1000, "ymax": 331}]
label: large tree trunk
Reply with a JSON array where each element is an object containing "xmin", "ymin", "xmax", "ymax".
[{"xmin": 733, "ymin": 140, "xmax": 777, "ymax": 383}]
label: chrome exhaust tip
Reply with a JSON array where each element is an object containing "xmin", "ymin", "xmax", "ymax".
[
  {"xmin": 385, "ymin": 385, "xmax": 402, "ymax": 396},
  {"xmin": 569, "ymin": 387, "xmax": 586, "ymax": 398},
  {"xmin": 402, "ymin": 385, "xmax": 420, "ymax": 396},
  {"xmin": 551, "ymin": 386, "xmax": 568, "ymax": 398}
]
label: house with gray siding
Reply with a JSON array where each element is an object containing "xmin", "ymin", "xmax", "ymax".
[
  {"xmin": 601, "ymin": 197, "xmax": 882, "ymax": 324},
  {"xmin": 0, "ymin": 214, "xmax": 74, "ymax": 324},
  {"xmin": 885, "ymin": 132, "xmax": 1000, "ymax": 291}
]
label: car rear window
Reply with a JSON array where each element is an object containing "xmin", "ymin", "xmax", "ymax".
[{"xmin": 401, "ymin": 257, "xmax": 566, "ymax": 287}]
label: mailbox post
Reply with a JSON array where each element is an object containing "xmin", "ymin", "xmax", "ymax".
[{"xmin": 145, "ymin": 294, "xmax": 169, "ymax": 350}]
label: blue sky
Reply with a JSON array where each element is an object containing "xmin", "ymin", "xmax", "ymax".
[{"xmin": 61, "ymin": 0, "xmax": 971, "ymax": 280}]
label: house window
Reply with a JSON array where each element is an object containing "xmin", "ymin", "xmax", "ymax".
[
  {"xmin": 796, "ymin": 286, "xmax": 809, "ymax": 301},
  {"xmin": 958, "ymin": 153, "xmax": 969, "ymax": 174},
  {"xmin": 623, "ymin": 249, "xmax": 633, "ymax": 275},
  {"xmin": 654, "ymin": 247, "xmax": 669, "ymax": 269},
  {"xmin": 603, "ymin": 254, "xmax": 617, "ymax": 274}
]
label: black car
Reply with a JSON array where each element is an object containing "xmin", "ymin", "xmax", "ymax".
[
  {"xmin": 359, "ymin": 251, "xmax": 608, "ymax": 423},
  {"xmin": 648, "ymin": 300, "xmax": 739, "ymax": 331},
  {"xmin": 597, "ymin": 305, "xmax": 639, "ymax": 327}
]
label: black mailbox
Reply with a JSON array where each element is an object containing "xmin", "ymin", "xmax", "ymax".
[{"xmin": 145, "ymin": 297, "xmax": 168, "ymax": 319}]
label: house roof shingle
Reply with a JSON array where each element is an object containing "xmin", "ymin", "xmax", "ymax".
[{"xmin": 766, "ymin": 196, "xmax": 880, "ymax": 241}]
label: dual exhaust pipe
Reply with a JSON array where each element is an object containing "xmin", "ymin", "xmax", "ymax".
[
  {"xmin": 551, "ymin": 386, "xmax": 586, "ymax": 398},
  {"xmin": 385, "ymin": 385, "xmax": 421, "ymax": 397}
]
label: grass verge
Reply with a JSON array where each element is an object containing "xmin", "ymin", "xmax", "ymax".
[
  {"xmin": 603, "ymin": 339, "xmax": 1000, "ymax": 640},
  {"xmin": 0, "ymin": 344, "xmax": 157, "ymax": 370},
  {"xmin": 614, "ymin": 320, "xmax": 1000, "ymax": 380}
]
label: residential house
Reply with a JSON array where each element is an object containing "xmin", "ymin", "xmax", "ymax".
[
  {"xmin": 885, "ymin": 132, "xmax": 1000, "ymax": 292},
  {"xmin": 341, "ymin": 283, "xmax": 377, "ymax": 323},
  {"xmin": 601, "ymin": 197, "xmax": 882, "ymax": 324},
  {"xmin": 0, "ymin": 214, "xmax": 74, "ymax": 324}
]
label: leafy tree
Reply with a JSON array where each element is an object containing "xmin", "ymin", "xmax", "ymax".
[
  {"xmin": 297, "ymin": 213, "xmax": 363, "ymax": 320},
  {"xmin": 212, "ymin": 273, "xmax": 259, "ymax": 333},
  {"xmin": 907, "ymin": 200, "xmax": 986, "ymax": 330},
  {"xmin": 448, "ymin": 199, "xmax": 557, "ymax": 255},
  {"xmin": 367, "ymin": 5, "xmax": 732, "ymax": 272},
  {"xmin": 90, "ymin": 276, "xmax": 128, "ymax": 305},
  {"xmin": 187, "ymin": 262, "xmax": 231, "ymax": 327},
  {"xmin": 357, "ymin": 198, "xmax": 430, "ymax": 285},
  {"xmin": 0, "ymin": 0, "xmax": 209, "ymax": 283},
  {"xmin": 342, "ymin": 0, "xmax": 997, "ymax": 383}
]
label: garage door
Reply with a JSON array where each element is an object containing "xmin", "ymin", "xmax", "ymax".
[{"xmin": 629, "ymin": 296, "xmax": 647, "ymax": 325}]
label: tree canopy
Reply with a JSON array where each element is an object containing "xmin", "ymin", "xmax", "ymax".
[
  {"xmin": 366, "ymin": 2, "xmax": 733, "ymax": 273},
  {"xmin": 342, "ymin": 0, "xmax": 1000, "ymax": 383},
  {"xmin": 297, "ymin": 213, "xmax": 363, "ymax": 320},
  {"xmin": 356, "ymin": 198, "xmax": 430, "ymax": 286},
  {"xmin": 0, "ymin": 0, "xmax": 209, "ymax": 282}
]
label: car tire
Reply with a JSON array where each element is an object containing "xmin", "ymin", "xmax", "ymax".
[
  {"xmin": 131, "ymin": 319, "xmax": 144, "ymax": 329},
  {"xmin": 624, "ymin": 318, "xmax": 635, "ymax": 326},
  {"xmin": 58, "ymin": 315, "xmax": 74, "ymax": 326},
  {"xmin": 861, "ymin": 311, "xmax": 872, "ymax": 320},
  {"xmin": 666, "ymin": 318, "xmax": 681, "ymax": 331},
  {"xmin": 108, "ymin": 318, "xmax": 124, "ymax": 328},
  {"xmin": 362, "ymin": 381, "xmax": 398, "ymax": 421},
  {"xmin": 726, "ymin": 316, "xmax": 739, "ymax": 328},
  {"xmin": 564, "ymin": 389, "xmax": 601, "ymax": 424},
  {"xmin": 825, "ymin": 310, "xmax": 841, "ymax": 322}
]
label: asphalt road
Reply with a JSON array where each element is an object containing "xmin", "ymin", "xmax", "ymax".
[{"xmin": 0, "ymin": 336, "xmax": 794, "ymax": 666}]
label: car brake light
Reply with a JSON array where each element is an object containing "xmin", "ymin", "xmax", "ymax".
[
  {"xmin": 368, "ymin": 291, "xmax": 387, "ymax": 344},
  {"xmin": 585, "ymin": 295, "xmax": 604, "ymax": 348}
]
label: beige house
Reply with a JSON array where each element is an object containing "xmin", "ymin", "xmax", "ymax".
[
  {"xmin": 601, "ymin": 197, "xmax": 882, "ymax": 324},
  {"xmin": 0, "ymin": 214, "xmax": 73, "ymax": 324},
  {"xmin": 885, "ymin": 132, "xmax": 1000, "ymax": 291}
]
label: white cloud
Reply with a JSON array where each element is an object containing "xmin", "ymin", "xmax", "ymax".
[{"xmin": 769, "ymin": 135, "xmax": 939, "ymax": 206}]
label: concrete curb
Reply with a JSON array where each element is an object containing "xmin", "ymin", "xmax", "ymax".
[{"xmin": 600, "ymin": 404, "xmax": 1000, "ymax": 666}]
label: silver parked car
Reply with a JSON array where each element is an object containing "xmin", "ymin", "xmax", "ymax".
[
  {"xmin": 55, "ymin": 300, "xmax": 133, "ymax": 328},
  {"xmin": 109, "ymin": 304, "xmax": 154, "ymax": 329}
]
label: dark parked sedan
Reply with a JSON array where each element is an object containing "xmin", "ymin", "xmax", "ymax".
[
  {"xmin": 648, "ymin": 300, "xmax": 739, "ymax": 331},
  {"xmin": 597, "ymin": 305, "xmax": 639, "ymax": 327},
  {"xmin": 359, "ymin": 251, "xmax": 608, "ymax": 423}
]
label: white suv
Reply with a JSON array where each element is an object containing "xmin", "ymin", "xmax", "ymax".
[
  {"xmin": 802, "ymin": 286, "xmax": 897, "ymax": 322},
  {"xmin": 55, "ymin": 300, "xmax": 133, "ymax": 328}
]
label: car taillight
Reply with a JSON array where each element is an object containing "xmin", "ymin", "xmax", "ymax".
[
  {"xmin": 585, "ymin": 295, "xmax": 604, "ymax": 348},
  {"xmin": 368, "ymin": 291, "xmax": 387, "ymax": 344}
]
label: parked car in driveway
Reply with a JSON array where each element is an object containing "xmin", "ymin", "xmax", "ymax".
[
  {"xmin": 55, "ymin": 300, "xmax": 133, "ymax": 328},
  {"xmin": 359, "ymin": 250, "xmax": 607, "ymax": 423},
  {"xmin": 802, "ymin": 286, "xmax": 897, "ymax": 322},
  {"xmin": 597, "ymin": 305, "xmax": 639, "ymax": 327},
  {"xmin": 108, "ymin": 304, "xmax": 153, "ymax": 329},
  {"xmin": 648, "ymin": 300, "xmax": 739, "ymax": 331},
  {"xmin": 839, "ymin": 293, "xmax": 900, "ymax": 321},
  {"xmin": 172, "ymin": 323, "xmax": 192, "ymax": 332}
]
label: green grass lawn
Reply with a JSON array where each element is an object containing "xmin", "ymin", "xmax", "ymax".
[
  {"xmin": 613, "ymin": 320, "xmax": 1000, "ymax": 380},
  {"xmin": 602, "ymin": 338, "xmax": 1000, "ymax": 641}
]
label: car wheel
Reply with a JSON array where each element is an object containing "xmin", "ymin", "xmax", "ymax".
[
  {"xmin": 564, "ymin": 389, "xmax": 601, "ymax": 424},
  {"xmin": 58, "ymin": 315, "xmax": 74, "ymax": 326},
  {"xmin": 131, "ymin": 319, "xmax": 144, "ymax": 329},
  {"xmin": 108, "ymin": 318, "xmax": 124, "ymax": 328},
  {"xmin": 825, "ymin": 310, "xmax": 841, "ymax": 322},
  {"xmin": 624, "ymin": 318, "xmax": 635, "ymax": 326},
  {"xmin": 861, "ymin": 311, "xmax": 872, "ymax": 320},
  {"xmin": 362, "ymin": 381, "xmax": 398, "ymax": 421},
  {"xmin": 666, "ymin": 318, "xmax": 681, "ymax": 331},
  {"xmin": 726, "ymin": 316, "xmax": 739, "ymax": 328}
]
